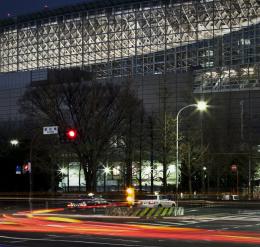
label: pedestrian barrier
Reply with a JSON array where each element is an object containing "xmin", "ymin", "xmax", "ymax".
[
  {"xmin": 173, "ymin": 207, "xmax": 184, "ymax": 216},
  {"xmin": 105, "ymin": 206, "xmax": 134, "ymax": 216},
  {"xmin": 138, "ymin": 207, "xmax": 150, "ymax": 218},
  {"xmin": 154, "ymin": 207, "xmax": 164, "ymax": 217},
  {"xmin": 130, "ymin": 207, "xmax": 184, "ymax": 218},
  {"xmin": 131, "ymin": 208, "xmax": 142, "ymax": 216},
  {"xmin": 146, "ymin": 207, "xmax": 157, "ymax": 218},
  {"xmin": 167, "ymin": 207, "xmax": 174, "ymax": 216},
  {"xmin": 105, "ymin": 206, "xmax": 184, "ymax": 218},
  {"xmin": 161, "ymin": 207, "xmax": 169, "ymax": 217}
]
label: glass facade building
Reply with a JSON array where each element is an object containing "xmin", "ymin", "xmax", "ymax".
[
  {"xmin": 0, "ymin": 0, "xmax": 259, "ymax": 92},
  {"xmin": 1, "ymin": 0, "xmax": 260, "ymax": 192}
]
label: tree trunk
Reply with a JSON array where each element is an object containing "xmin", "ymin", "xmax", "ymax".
[
  {"xmin": 188, "ymin": 173, "xmax": 192, "ymax": 195},
  {"xmin": 188, "ymin": 144, "xmax": 192, "ymax": 194},
  {"xmin": 150, "ymin": 118, "xmax": 154, "ymax": 193},
  {"xmin": 82, "ymin": 156, "xmax": 98, "ymax": 192},
  {"xmin": 125, "ymin": 117, "xmax": 133, "ymax": 187},
  {"xmin": 126, "ymin": 159, "xmax": 132, "ymax": 187},
  {"xmin": 84, "ymin": 168, "xmax": 96, "ymax": 192},
  {"xmin": 162, "ymin": 117, "xmax": 167, "ymax": 192},
  {"xmin": 217, "ymin": 170, "xmax": 220, "ymax": 195},
  {"xmin": 162, "ymin": 159, "xmax": 167, "ymax": 192}
]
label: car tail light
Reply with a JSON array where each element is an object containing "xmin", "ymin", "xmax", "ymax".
[{"xmin": 67, "ymin": 202, "xmax": 74, "ymax": 208}]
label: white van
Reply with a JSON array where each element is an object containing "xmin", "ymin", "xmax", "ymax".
[
  {"xmin": 136, "ymin": 194, "xmax": 176, "ymax": 208},
  {"xmin": 222, "ymin": 194, "xmax": 239, "ymax": 201}
]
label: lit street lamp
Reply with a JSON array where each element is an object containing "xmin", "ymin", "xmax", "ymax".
[
  {"xmin": 202, "ymin": 166, "xmax": 207, "ymax": 194},
  {"xmin": 10, "ymin": 139, "xmax": 19, "ymax": 146},
  {"xmin": 176, "ymin": 101, "xmax": 208, "ymax": 205}
]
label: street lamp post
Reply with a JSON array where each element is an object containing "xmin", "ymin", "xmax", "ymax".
[
  {"xmin": 176, "ymin": 101, "xmax": 208, "ymax": 206},
  {"xmin": 103, "ymin": 166, "xmax": 111, "ymax": 192},
  {"xmin": 10, "ymin": 137, "xmax": 33, "ymax": 211},
  {"xmin": 29, "ymin": 132, "xmax": 39, "ymax": 212},
  {"xmin": 202, "ymin": 166, "xmax": 207, "ymax": 194}
]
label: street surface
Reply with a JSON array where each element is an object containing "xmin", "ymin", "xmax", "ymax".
[{"xmin": 0, "ymin": 205, "xmax": 258, "ymax": 246}]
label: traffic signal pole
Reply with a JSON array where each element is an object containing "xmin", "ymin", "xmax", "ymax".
[{"xmin": 29, "ymin": 133, "xmax": 38, "ymax": 212}]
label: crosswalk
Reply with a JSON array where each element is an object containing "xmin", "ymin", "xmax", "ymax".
[
  {"xmin": 221, "ymin": 214, "xmax": 260, "ymax": 222},
  {"xmin": 129, "ymin": 211, "xmax": 260, "ymax": 228}
]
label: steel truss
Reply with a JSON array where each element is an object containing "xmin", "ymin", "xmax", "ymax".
[{"xmin": 0, "ymin": 0, "xmax": 260, "ymax": 91}]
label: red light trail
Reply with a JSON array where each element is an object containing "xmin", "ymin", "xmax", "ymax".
[{"xmin": 0, "ymin": 209, "xmax": 259, "ymax": 245}]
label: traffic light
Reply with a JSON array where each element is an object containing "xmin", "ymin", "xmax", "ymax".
[
  {"xmin": 22, "ymin": 162, "xmax": 31, "ymax": 174},
  {"xmin": 126, "ymin": 187, "xmax": 135, "ymax": 206},
  {"xmin": 59, "ymin": 128, "xmax": 78, "ymax": 143},
  {"xmin": 66, "ymin": 129, "xmax": 77, "ymax": 140}
]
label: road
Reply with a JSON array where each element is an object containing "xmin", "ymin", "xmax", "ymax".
[
  {"xmin": 0, "ymin": 231, "xmax": 247, "ymax": 247},
  {"xmin": 0, "ymin": 230, "xmax": 257, "ymax": 247},
  {"xmin": 0, "ymin": 206, "xmax": 259, "ymax": 246}
]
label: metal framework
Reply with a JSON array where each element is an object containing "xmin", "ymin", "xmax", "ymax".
[{"xmin": 0, "ymin": 0, "xmax": 260, "ymax": 91}]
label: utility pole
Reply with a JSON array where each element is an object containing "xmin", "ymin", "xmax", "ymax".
[
  {"xmin": 248, "ymin": 156, "xmax": 251, "ymax": 200},
  {"xmin": 150, "ymin": 116, "xmax": 154, "ymax": 193}
]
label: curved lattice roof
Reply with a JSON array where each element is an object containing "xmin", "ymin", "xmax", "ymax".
[{"xmin": 0, "ymin": 0, "xmax": 260, "ymax": 73}]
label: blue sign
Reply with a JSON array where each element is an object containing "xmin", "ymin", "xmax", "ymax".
[{"xmin": 16, "ymin": 165, "xmax": 22, "ymax": 175}]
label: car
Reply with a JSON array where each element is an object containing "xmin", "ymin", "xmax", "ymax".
[
  {"xmin": 136, "ymin": 194, "xmax": 176, "ymax": 208},
  {"xmin": 66, "ymin": 195, "xmax": 109, "ymax": 209},
  {"xmin": 222, "ymin": 194, "xmax": 239, "ymax": 201}
]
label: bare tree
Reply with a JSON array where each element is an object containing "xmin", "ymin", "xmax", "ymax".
[
  {"xmin": 20, "ymin": 69, "xmax": 142, "ymax": 192},
  {"xmin": 179, "ymin": 130, "xmax": 209, "ymax": 194},
  {"xmin": 154, "ymin": 113, "xmax": 176, "ymax": 192},
  {"xmin": 121, "ymin": 102, "xmax": 143, "ymax": 188}
]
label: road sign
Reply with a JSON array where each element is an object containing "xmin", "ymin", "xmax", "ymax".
[
  {"xmin": 16, "ymin": 165, "xmax": 21, "ymax": 175},
  {"xmin": 43, "ymin": 126, "xmax": 58, "ymax": 135}
]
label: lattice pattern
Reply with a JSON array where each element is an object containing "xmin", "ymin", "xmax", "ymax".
[{"xmin": 0, "ymin": 0, "xmax": 260, "ymax": 82}]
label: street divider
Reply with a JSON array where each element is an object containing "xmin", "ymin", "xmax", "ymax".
[
  {"xmin": 131, "ymin": 207, "xmax": 184, "ymax": 218},
  {"xmin": 105, "ymin": 206, "xmax": 184, "ymax": 218}
]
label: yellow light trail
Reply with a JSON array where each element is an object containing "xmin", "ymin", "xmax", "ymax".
[{"xmin": 0, "ymin": 209, "xmax": 259, "ymax": 245}]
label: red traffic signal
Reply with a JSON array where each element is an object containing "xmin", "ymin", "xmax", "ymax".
[
  {"xmin": 66, "ymin": 129, "xmax": 77, "ymax": 140},
  {"xmin": 23, "ymin": 162, "xmax": 31, "ymax": 173},
  {"xmin": 59, "ymin": 128, "xmax": 78, "ymax": 143}
]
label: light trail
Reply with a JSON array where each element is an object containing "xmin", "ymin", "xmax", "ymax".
[{"xmin": 0, "ymin": 209, "xmax": 259, "ymax": 245}]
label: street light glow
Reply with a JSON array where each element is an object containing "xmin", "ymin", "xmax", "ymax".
[
  {"xmin": 59, "ymin": 167, "xmax": 67, "ymax": 175},
  {"xmin": 104, "ymin": 166, "xmax": 111, "ymax": 175},
  {"xmin": 197, "ymin": 101, "xmax": 208, "ymax": 111},
  {"xmin": 10, "ymin": 139, "xmax": 19, "ymax": 146}
]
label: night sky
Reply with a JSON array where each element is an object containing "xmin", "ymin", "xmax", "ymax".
[{"xmin": 0, "ymin": 0, "xmax": 91, "ymax": 19}]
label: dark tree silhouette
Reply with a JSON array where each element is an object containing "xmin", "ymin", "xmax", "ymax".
[{"xmin": 20, "ymin": 69, "xmax": 142, "ymax": 192}]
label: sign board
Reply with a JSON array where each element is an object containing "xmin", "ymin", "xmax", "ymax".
[
  {"xmin": 43, "ymin": 126, "xmax": 58, "ymax": 135},
  {"xmin": 16, "ymin": 165, "xmax": 21, "ymax": 175}
]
